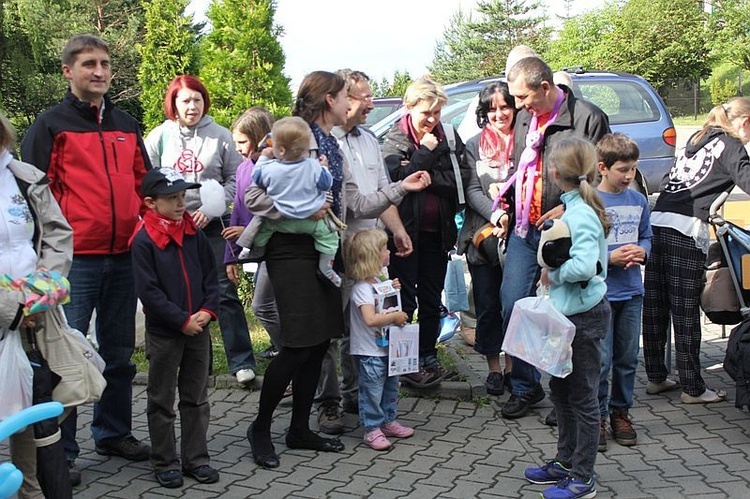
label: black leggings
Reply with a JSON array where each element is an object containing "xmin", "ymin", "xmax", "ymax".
[{"xmin": 254, "ymin": 339, "xmax": 331, "ymax": 435}]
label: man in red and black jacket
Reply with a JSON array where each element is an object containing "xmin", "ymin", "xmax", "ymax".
[{"xmin": 21, "ymin": 34, "xmax": 151, "ymax": 485}]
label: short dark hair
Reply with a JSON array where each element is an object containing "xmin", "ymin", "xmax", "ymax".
[
  {"xmin": 163, "ymin": 75, "xmax": 211, "ymax": 121},
  {"xmin": 507, "ymin": 57, "xmax": 554, "ymax": 90},
  {"xmin": 475, "ymin": 82, "xmax": 517, "ymax": 129},
  {"xmin": 61, "ymin": 34, "xmax": 110, "ymax": 66},
  {"xmin": 596, "ymin": 132, "xmax": 640, "ymax": 168}
]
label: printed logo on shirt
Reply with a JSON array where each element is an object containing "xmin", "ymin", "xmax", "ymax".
[
  {"xmin": 663, "ymin": 137, "xmax": 724, "ymax": 193},
  {"xmin": 605, "ymin": 204, "xmax": 643, "ymax": 245},
  {"xmin": 174, "ymin": 149, "xmax": 205, "ymax": 173}
]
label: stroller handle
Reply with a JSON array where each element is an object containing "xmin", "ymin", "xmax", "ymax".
[
  {"xmin": 0, "ymin": 402, "xmax": 64, "ymax": 442},
  {"xmin": 708, "ymin": 191, "xmax": 730, "ymax": 223}
]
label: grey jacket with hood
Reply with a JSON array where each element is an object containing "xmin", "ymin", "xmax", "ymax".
[{"xmin": 144, "ymin": 115, "xmax": 243, "ymax": 216}]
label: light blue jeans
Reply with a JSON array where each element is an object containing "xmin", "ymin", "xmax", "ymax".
[
  {"xmin": 599, "ymin": 295, "xmax": 643, "ymax": 416},
  {"xmin": 356, "ymin": 355, "xmax": 398, "ymax": 431}
]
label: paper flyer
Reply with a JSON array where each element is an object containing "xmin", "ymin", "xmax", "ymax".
[{"xmin": 388, "ymin": 323, "xmax": 419, "ymax": 376}]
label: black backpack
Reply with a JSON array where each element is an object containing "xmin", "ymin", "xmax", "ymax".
[{"xmin": 724, "ymin": 319, "xmax": 750, "ymax": 410}]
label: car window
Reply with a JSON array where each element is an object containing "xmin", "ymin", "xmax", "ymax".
[
  {"xmin": 577, "ymin": 81, "xmax": 660, "ymax": 125},
  {"xmin": 366, "ymin": 105, "xmax": 399, "ymax": 126}
]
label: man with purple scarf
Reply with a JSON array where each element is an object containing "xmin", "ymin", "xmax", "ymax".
[{"xmin": 499, "ymin": 56, "xmax": 610, "ymax": 420}]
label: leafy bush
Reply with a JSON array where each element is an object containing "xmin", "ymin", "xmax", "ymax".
[{"xmin": 710, "ymin": 79, "xmax": 738, "ymax": 106}]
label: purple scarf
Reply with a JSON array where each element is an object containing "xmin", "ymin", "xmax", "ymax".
[{"xmin": 492, "ymin": 88, "xmax": 565, "ymax": 237}]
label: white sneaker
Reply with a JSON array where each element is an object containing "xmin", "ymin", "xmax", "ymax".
[
  {"xmin": 646, "ymin": 378, "xmax": 680, "ymax": 395},
  {"xmin": 236, "ymin": 368, "xmax": 256, "ymax": 384}
]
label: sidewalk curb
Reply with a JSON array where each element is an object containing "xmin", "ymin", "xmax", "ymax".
[{"xmin": 133, "ymin": 338, "xmax": 487, "ymax": 400}]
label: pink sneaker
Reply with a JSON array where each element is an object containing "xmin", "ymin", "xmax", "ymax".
[
  {"xmin": 363, "ymin": 429, "xmax": 392, "ymax": 451},
  {"xmin": 381, "ymin": 421, "xmax": 415, "ymax": 438}
]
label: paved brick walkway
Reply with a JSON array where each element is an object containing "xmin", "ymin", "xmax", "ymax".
[{"xmin": 2, "ymin": 320, "xmax": 750, "ymax": 498}]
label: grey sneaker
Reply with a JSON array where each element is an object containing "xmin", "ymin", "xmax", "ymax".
[{"xmin": 317, "ymin": 403, "xmax": 345, "ymax": 435}]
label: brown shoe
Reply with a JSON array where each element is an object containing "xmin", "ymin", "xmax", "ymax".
[
  {"xmin": 317, "ymin": 403, "xmax": 345, "ymax": 435},
  {"xmin": 400, "ymin": 365, "xmax": 443, "ymax": 388},
  {"xmin": 610, "ymin": 410, "xmax": 637, "ymax": 446},
  {"xmin": 598, "ymin": 418, "xmax": 607, "ymax": 452}
]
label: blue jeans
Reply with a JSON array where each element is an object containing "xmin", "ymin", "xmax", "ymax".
[
  {"xmin": 205, "ymin": 219, "xmax": 256, "ymax": 374},
  {"xmin": 60, "ymin": 254, "xmax": 138, "ymax": 460},
  {"xmin": 500, "ymin": 228, "xmax": 543, "ymax": 396},
  {"xmin": 550, "ymin": 299, "xmax": 610, "ymax": 482},
  {"xmin": 357, "ymin": 356, "xmax": 398, "ymax": 431},
  {"xmin": 599, "ymin": 295, "xmax": 643, "ymax": 416}
]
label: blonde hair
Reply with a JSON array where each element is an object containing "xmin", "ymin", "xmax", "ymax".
[
  {"xmin": 403, "ymin": 76, "xmax": 447, "ymax": 110},
  {"xmin": 0, "ymin": 111, "xmax": 16, "ymax": 151},
  {"xmin": 271, "ymin": 116, "xmax": 311, "ymax": 161},
  {"xmin": 691, "ymin": 96, "xmax": 750, "ymax": 146},
  {"xmin": 549, "ymin": 137, "xmax": 611, "ymax": 237},
  {"xmin": 345, "ymin": 229, "xmax": 388, "ymax": 281}
]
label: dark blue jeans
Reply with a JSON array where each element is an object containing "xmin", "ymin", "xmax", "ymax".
[
  {"xmin": 468, "ymin": 261, "xmax": 503, "ymax": 356},
  {"xmin": 500, "ymin": 228, "xmax": 543, "ymax": 396},
  {"xmin": 599, "ymin": 295, "xmax": 642, "ymax": 416},
  {"xmin": 204, "ymin": 219, "xmax": 256, "ymax": 374},
  {"xmin": 60, "ymin": 254, "xmax": 138, "ymax": 460},
  {"xmin": 550, "ymin": 299, "xmax": 610, "ymax": 482}
]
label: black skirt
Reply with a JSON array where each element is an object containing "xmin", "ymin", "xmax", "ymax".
[{"xmin": 264, "ymin": 233, "xmax": 343, "ymax": 348}]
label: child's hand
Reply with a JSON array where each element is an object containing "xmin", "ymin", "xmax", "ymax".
[
  {"xmin": 391, "ymin": 311, "xmax": 408, "ymax": 326},
  {"xmin": 221, "ymin": 225, "xmax": 244, "ymax": 240},
  {"xmin": 539, "ymin": 268, "xmax": 553, "ymax": 287},
  {"xmin": 611, "ymin": 244, "xmax": 646, "ymax": 269},
  {"xmin": 318, "ymin": 154, "xmax": 329, "ymax": 167},
  {"xmin": 226, "ymin": 264, "xmax": 240, "ymax": 286},
  {"xmin": 260, "ymin": 147, "xmax": 275, "ymax": 159},
  {"xmin": 192, "ymin": 209, "xmax": 209, "ymax": 229},
  {"xmin": 391, "ymin": 278, "xmax": 401, "ymax": 290},
  {"xmin": 194, "ymin": 311, "xmax": 212, "ymax": 328},
  {"xmin": 181, "ymin": 316, "xmax": 202, "ymax": 336}
]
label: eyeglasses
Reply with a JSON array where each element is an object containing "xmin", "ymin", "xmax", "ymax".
[{"xmin": 348, "ymin": 94, "xmax": 373, "ymax": 103}]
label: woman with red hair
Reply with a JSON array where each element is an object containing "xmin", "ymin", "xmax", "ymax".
[{"xmin": 144, "ymin": 75, "xmax": 257, "ymax": 386}]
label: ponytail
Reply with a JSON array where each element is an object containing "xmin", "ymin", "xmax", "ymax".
[{"xmin": 548, "ymin": 137, "xmax": 611, "ymax": 237}]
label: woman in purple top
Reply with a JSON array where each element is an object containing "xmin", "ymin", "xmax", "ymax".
[{"xmin": 222, "ymin": 108, "xmax": 282, "ymax": 357}]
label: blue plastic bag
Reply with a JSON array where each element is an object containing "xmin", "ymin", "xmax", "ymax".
[{"xmin": 444, "ymin": 255, "xmax": 469, "ymax": 313}]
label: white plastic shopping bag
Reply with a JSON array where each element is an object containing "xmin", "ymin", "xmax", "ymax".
[
  {"xmin": 0, "ymin": 330, "xmax": 34, "ymax": 420},
  {"xmin": 502, "ymin": 288, "xmax": 576, "ymax": 378}
]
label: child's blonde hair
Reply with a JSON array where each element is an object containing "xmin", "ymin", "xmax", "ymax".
[
  {"xmin": 345, "ymin": 229, "xmax": 388, "ymax": 281},
  {"xmin": 272, "ymin": 116, "xmax": 311, "ymax": 161},
  {"xmin": 691, "ymin": 96, "xmax": 750, "ymax": 146},
  {"xmin": 549, "ymin": 137, "xmax": 611, "ymax": 237}
]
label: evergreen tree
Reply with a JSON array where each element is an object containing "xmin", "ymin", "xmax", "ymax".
[
  {"xmin": 429, "ymin": 0, "xmax": 550, "ymax": 83},
  {"xmin": 138, "ymin": 0, "xmax": 199, "ymax": 132},
  {"xmin": 0, "ymin": 0, "xmax": 145, "ymax": 135},
  {"xmin": 200, "ymin": 0, "xmax": 291, "ymax": 127}
]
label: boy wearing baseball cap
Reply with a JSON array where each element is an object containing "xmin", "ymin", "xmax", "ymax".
[{"xmin": 130, "ymin": 167, "xmax": 220, "ymax": 488}]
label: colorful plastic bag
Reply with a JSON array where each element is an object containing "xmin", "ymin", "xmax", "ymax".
[
  {"xmin": 502, "ymin": 290, "xmax": 576, "ymax": 378},
  {"xmin": 0, "ymin": 330, "xmax": 33, "ymax": 420}
]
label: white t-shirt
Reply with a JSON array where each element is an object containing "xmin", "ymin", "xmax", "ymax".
[{"xmin": 349, "ymin": 279, "xmax": 389, "ymax": 357}]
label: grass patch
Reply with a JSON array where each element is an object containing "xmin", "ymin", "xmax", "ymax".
[
  {"xmin": 132, "ymin": 308, "xmax": 274, "ymax": 376},
  {"xmin": 673, "ymin": 113, "xmax": 708, "ymax": 126}
]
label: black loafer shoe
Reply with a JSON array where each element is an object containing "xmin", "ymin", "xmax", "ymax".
[
  {"xmin": 285, "ymin": 431, "xmax": 345, "ymax": 452},
  {"xmin": 247, "ymin": 423, "xmax": 280, "ymax": 469}
]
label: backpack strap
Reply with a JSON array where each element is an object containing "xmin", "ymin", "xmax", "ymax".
[{"xmin": 443, "ymin": 123, "xmax": 465, "ymax": 206}]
